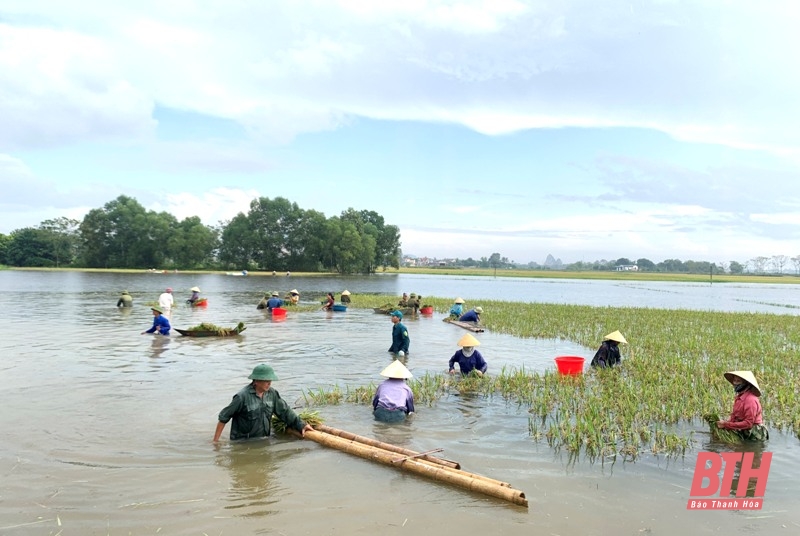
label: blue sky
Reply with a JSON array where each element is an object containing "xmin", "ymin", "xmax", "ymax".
[{"xmin": 1, "ymin": 0, "xmax": 799, "ymax": 265}]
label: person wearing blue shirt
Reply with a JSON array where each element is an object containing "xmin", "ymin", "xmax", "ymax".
[
  {"xmin": 388, "ymin": 310, "xmax": 410, "ymax": 356},
  {"xmin": 449, "ymin": 297, "xmax": 465, "ymax": 319},
  {"xmin": 141, "ymin": 306, "xmax": 171, "ymax": 335},
  {"xmin": 459, "ymin": 306, "xmax": 483, "ymax": 323},
  {"xmin": 266, "ymin": 291, "xmax": 284, "ymax": 310},
  {"xmin": 448, "ymin": 333, "xmax": 488, "ymax": 376}
]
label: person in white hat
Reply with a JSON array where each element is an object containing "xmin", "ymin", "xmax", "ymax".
[
  {"xmin": 448, "ymin": 333, "xmax": 487, "ymax": 376},
  {"xmin": 717, "ymin": 371, "xmax": 769, "ymax": 441},
  {"xmin": 187, "ymin": 286, "xmax": 201, "ymax": 305},
  {"xmin": 458, "ymin": 306, "xmax": 483, "ymax": 324},
  {"xmin": 266, "ymin": 291, "xmax": 284, "ymax": 311},
  {"xmin": 340, "ymin": 290, "xmax": 351, "ymax": 304},
  {"xmin": 288, "ymin": 289, "xmax": 300, "ymax": 305},
  {"xmin": 449, "ymin": 297, "xmax": 466, "ymax": 319},
  {"xmin": 590, "ymin": 330, "xmax": 627, "ymax": 368},
  {"xmin": 372, "ymin": 360, "xmax": 415, "ymax": 423}
]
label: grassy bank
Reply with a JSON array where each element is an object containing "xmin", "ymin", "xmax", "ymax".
[{"xmin": 306, "ymin": 294, "xmax": 800, "ymax": 459}]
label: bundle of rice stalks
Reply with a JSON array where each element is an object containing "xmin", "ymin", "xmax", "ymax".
[
  {"xmin": 272, "ymin": 410, "xmax": 324, "ymax": 435},
  {"xmin": 186, "ymin": 321, "xmax": 246, "ymax": 335},
  {"xmin": 703, "ymin": 412, "xmax": 742, "ymax": 444}
]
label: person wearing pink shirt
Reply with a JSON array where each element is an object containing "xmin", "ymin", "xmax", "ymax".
[{"xmin": 716, "ymin": 370, "xmax": 769, "ymax": 441}]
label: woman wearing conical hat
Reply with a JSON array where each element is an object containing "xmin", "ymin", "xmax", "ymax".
[
  {"xmin": 590, "ymin": 330, "xmax": 627, "ymax": 368},
  {"xmin": 448, "ymin": 297, "xmax": 466, "ymax": 319},
  {"xmin": 448, "ymin": 333, "xmax": 488, "ymax": 377},
  {"xmin": 340, "ymin": 290, "xmax": 351, "ymax": 304},
  {"xmin": 716, "ymin": 371, "xmax": 769, "ymax": 441},
  {"xmin": 372, "ymin": 360, "xmax": 415, "ymax": 423}
]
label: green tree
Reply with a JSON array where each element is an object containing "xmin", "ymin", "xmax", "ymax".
[
  {"xmin": 39, "ymin": 217, "xmax": 81, "ymax": 267},
  {"xmin": 218, "ymin": 213, "xmax": 254, "ymax": 269},
  {"xmin": 0, "ymin": 233, "xmax": 11, "ymax": 264},
  {"xmin": 6, "ymin": 227, "xmax": 54, "ymax": 266},
  {"xmin": 167, "ymin": 216, "xmax": 219, "ymax": 269},
  {"xmin": 636, "ymin": 258, "xmax": 656, "ymax": 271}
]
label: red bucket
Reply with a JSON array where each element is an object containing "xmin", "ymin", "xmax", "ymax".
[
  {"xmin": 554, "ymin": 356, "xmax": 585, "ymax": 375},
  {"xmin": 420, "ymin": 306, "xmax": 434, "ymax": 315},
  {"xmin": 193, "ymin": 298, "xmax": 208, "ymax": 307},
  {"xmin": 271, "ymin": 307, "xmax": 287, "ymax": 317}
]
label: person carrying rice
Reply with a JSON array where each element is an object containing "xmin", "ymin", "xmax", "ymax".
[{"xmin": 716, "ymin": 370, "xmax": 769, "ymax": 441}]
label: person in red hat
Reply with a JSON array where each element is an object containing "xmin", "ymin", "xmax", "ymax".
[{"xmin": 158, "ymin": 287, "xmax": 174, "ymax": 317}]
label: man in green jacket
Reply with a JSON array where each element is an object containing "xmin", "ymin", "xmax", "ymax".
[{"xmin": 213, "ymin": 364, "xmax": 314, "ymax": 442}]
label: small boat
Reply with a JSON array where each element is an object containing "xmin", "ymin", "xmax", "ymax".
[
  {"xmin": 191, "ymin": 298, "xmax": 208, "ymax": 307},
  {"xmin": 175, "ymin": 322, "xmax": 246, "ymax": 337},
  {"xmin": 331, "ymin": 304, "xmax": 347, "ymax": 312},
  {"xmin": 225, "ymin": 270, "xmax": 248, "ymax": 276}
]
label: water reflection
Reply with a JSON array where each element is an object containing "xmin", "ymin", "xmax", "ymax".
[
  {"xmin": 215, "ymin": 441, "xmax": 288, "ymax": 517},
  {"xmin": 700, "ymin": 437, "xmax": 770, "ymax": 498},
  {"xmin": 149, "ymin": 335, "xmax": 171, "ymax": 359}
]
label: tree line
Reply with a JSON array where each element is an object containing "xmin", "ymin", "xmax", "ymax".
[
  {"xmin": 444, "ymin": 255, "xmax": 800, "ymax": 275},
  {"xmin": 0, "ymin": 195, "xmax": 401, "ymax": 274}
]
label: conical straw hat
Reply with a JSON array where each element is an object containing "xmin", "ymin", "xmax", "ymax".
[
  {"xmin": 724, "ymin": 370, "xmax": 762, "ymax": 397},
  {"xmin": 603, "ymin": 330, "xmax": 628, "ymax": 344},
  {"xmin": 454, "ymin": 297, "xmax": 465, "ymax": 304},
  {"xmin": 380, "ymin": 360, "xmax": 413, "ymax": 379},
  {"xmin": 290, "ymin": 289, "xmax": 299, "ymax": 294},
  {"xmin": 190, "ymin": 286, "xmax": 200, "ymax": 292},
  {"xmin": 457, "ymin": 333, "xmax": 481, "ymax": 347},
  {"xmin": 341, "ymin": 290, "xmax": 351, "ymax": 296}
]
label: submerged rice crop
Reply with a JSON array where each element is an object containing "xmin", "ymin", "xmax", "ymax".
[{"xmin": 305, "ymin": 296, "xmax": 800, "ymax": 459}]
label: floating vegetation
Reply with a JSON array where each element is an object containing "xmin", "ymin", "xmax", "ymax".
[
  {"xmin": 332, "ymin": 296, "xmax": 800, "ymax": 459},
  {"xmin": 272, "ymin": 410, "xmax": 324, "ymax": 435}
]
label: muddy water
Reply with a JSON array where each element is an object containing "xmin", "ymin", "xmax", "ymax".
[{"xmin": 1, "ymin": 270, "xmax": 798, "ymax": 535}]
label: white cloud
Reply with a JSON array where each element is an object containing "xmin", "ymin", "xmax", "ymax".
[
  {"xmin": 154, "ymin": 188, "xmax": 260, "ymax": 226},
  {"xmin": 2, "ymin": 1, "xmax": 799, "ymax": 152}
]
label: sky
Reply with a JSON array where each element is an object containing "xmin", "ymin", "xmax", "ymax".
[{"xmin": 1, "ymin": 0, "xmax": 799, "ymax": 266}]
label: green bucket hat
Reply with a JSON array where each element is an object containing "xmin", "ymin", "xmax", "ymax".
[
  {"xmin": 249, "ymin": 364, "xmax": 278, "ymax": 381},
  {"xmin": 150, "ymin": 306, "xmax": 163, "ymax": 314}
]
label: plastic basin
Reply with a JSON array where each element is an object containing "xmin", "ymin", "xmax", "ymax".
[
  {"xmin": 271, "ymin": 307, "xmax": 287, "ymax": 316},
  {"xmin": 554, "ymin": 356, "xmax": 585, "ymax": 375},
  {"xmin": 332, "ymin": 304, "xmax": 347, "ymax": 312},
  {"xmin": 420, "ymin": 306, "xmax": 434, "ymax": 315}
]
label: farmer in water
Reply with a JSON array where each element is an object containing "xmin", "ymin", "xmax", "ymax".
[
  {"xmin": 716, "ymin": 370, "xmax": 769, "ymax": 441},
  {"xmin": 590, "ymin": 330, "xmax": 627, "ymax": 368}
]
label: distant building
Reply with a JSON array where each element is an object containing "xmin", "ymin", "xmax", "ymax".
[{"xmin": 615, "ymin": 264, "xmax": 639, "ymax": 271}]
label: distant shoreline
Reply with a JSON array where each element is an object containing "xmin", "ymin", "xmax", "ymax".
[{"xmin": 5, "ymin": 266, "xmax": 800, "ymax": 284}]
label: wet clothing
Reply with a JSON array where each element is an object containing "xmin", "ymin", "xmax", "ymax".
[
  {"xmin": 398, "ymin": 296, "xmax": 409, "ymax": 306},
  {"xmin": 257, "ymin": 297, "xmax": 269, "ymax": 310},
  {"xmin": 340, "ymin": 294, "xmax": 351, "ymax": 304},
  {"xmin": 449, "ymin": 303, "xmax": 464, "ymax": 318},
  {"xmin": 459, "ymin": 309, "xmax": 480, "ymax": 323},
  {"xmin": 389, "ymin": 322, "xmax": 410, "ymax": 354},
  {"xmin": 266, "ymin": 297, "xmax": 283, "ymax": 310},
  {"xmin": 323, "ymin": 295, "xmax": 335, "ymax": 310},
  {"xmin": 145, "ymin": 314, "xmax": 171, "ymax": 335},
  {"xmin": 117, "ymin": 294, "xmax": 133, "ymax": 307},
  {"xmin": 158, "ymin": 292, "xmax": 174, "ymax": 312},
  {"xmin": 590, "ymin": 341, "xmax": 621, "ymax": 368},
  {"xmin": 372, "ymin": 379, "xmax": 415, "ymax": 422},
  {"xmin": 217, "ymin": 383, "xmax": 306, "ymax": 441},
  {"xmin": 719, "ymin": 390, "xmax": 769, "ymax": 441},
  {"xmin": 448, "ymin": 349, "xmax": 488, "ymax": 375},
  {"xmin": 188, "ymin": 291, "xmax": 200, "ymax": 304},
  {"xmin": 289, "ymin": 294, "xmax": 300, "ymax": 305}
]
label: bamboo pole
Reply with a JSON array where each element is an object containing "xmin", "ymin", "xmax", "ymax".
[
  {"xmin": 315, "ymin": 424, "xmax": 461, "ymax": 469},
  {"xmin": 314, "ymin": 425, "xmax": 511, "ymax": 488},
  {"xmin": 305, "ymin": 430, "xmax": 527, "ymax": 507}
]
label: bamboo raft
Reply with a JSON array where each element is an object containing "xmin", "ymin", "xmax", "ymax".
[
  {"xmin": 305, "ymin": 426, "xmax": 526, "ymax": 507},
  {"xmin": 373, "ymin": 306, "xmax": 417, "ymax": 315},
  {"xmin": 443, "ymin": 318, "xmax": 485, "ymax": 332}
]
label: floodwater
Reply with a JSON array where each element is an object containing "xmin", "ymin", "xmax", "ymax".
[{"xmin": 1, "ymin": 270, "xmax": 799, "ymax": 535}]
